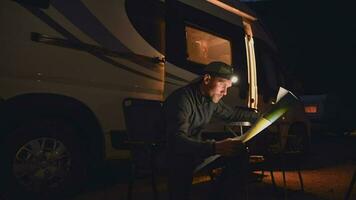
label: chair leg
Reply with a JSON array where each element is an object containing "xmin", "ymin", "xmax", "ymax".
[
  {"xmin": 270, "ymin": 170, "xmax": 281, "ymax": 199},
  {"xmin": 297, "ymin": 169, "xmax": 304, "ymax": 192},
  {"xmin": 282, "ymin": 169, "xmax": 287, "ymax": 200},
  {"xmin": 345, "ymin": 169, "xmax": 356, "ymax": 200},
  {"xmin": 256, "ymin": 170, "xmax": 265, "ymax": 182},
  {"xmin": 270, "ymin": 170, "xmax": 277, "ymax": 189}
]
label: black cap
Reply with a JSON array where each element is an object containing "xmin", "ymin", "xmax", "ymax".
[{"xmin": 204, "ymin": 61, "xmax": 234, "ymax": 79}]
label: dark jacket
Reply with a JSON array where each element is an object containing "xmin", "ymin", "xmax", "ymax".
[{"xmin": 163, "ymin": 82, "xmax": 259, "ymax": 158}]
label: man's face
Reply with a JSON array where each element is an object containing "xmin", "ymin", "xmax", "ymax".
[{"xmin": 203, "ymin": 75, "xmax": 232, "ymax": 103}]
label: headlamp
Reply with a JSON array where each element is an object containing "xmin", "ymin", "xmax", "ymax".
[{"xmin": 231, "ymin": 75, "xmax": 238, "ymax": 84}]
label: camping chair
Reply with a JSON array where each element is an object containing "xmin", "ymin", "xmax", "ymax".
[
  {"xmin": 225, "ymin": 121, "xmax": 304, "ymax": 200},
  {"xmin": 248, "ymin": 127, "xmax": 304, "ymax": 200},
  {"xmin": 122, "ymin": 98, "xmax": 165, "ymax": 200}
]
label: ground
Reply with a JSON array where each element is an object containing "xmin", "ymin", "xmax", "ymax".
[{"xmin": 69, "ymin": 133, "xmax": 355, "ymax": 200}]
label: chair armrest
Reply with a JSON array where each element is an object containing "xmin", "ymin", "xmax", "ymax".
[
  {"xmin": 249, "ymin": 155, "xmax": 265, "ymax": 163},
  {"xmin": 228, "ymin": 121, "xmax": 252, "ymax": 126},
  {"xmin": 225, "ymin": 121, "xmax": 252, "ymax": 136}
]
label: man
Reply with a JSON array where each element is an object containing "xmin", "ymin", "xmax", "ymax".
[{"xmin": 163, "ymin": 61, "xmax": 260, "ymax": 200}]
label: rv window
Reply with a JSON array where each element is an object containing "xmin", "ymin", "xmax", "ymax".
[{"xmin": 185, "ymin": 26, "xmax": 232, "ymax": 65}]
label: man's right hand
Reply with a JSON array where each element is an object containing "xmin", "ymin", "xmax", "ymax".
[{"xmin": 215, "ymin": 138, "xmax": 245, "ymax": 157}]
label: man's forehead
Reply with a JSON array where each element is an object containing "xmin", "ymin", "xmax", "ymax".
[
  {"xmin": 212, "ymin": 76, "xmax": 231, "ymax": 83},
  {"xmin": 211, "ymin": 76, "xmax": 232, "ymax": 86}
]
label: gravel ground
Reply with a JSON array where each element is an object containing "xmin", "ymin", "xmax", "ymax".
[{"xmin": 70, "ymin": 133, "xmax": 355, "ymax": 200}]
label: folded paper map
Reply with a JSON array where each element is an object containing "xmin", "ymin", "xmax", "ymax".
[{"xmin": 194, "ymin": 87, "xmax": 299, "ymax": 173}]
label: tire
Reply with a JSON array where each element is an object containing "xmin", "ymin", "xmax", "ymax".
[
  {"xmin": 0, "ymin": 119, "xmax": 88, "ymax": 200},
  {"xmin": 287, "ymin": 122, "xmax": 311, "ymax": 155}
]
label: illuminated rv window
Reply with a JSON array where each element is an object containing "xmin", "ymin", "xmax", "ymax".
[{"xmin": 185, "ymin": 26, "xmax": 232, "ymax": 65}]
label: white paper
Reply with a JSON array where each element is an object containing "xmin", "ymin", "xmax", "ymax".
[
  {"xmin": 276, "ymin": 87, "xmax": 289, "ymax": 102},
  {"xmin": 235, "ymin": 117, "xmax": 272, "ymax": 143},
  {"xmin": 194, "ymin": 87, "xmax": 296, "ymax": 173}
]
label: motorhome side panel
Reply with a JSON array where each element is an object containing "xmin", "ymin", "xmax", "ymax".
[{"xmin": 0, "ymin": 0, "xmax": 164, "ymax": 160}]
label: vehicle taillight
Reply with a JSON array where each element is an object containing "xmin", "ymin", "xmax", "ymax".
[{"xmin": 304, "ymin": 105, "xmax": 318, "ymax": 113}]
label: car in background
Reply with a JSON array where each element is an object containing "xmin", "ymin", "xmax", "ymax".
[
  {"xmin": 300, "ymin": 94, "xmax": 327, "ymax": 133},
  {"xmin": 300, "ymin": 93, "xmax": 355, "ymax": 136}
]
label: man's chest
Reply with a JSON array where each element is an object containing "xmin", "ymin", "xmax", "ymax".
[{"xmin": 189, "ymin": 103, "xmax": 216, "ymax": 128}]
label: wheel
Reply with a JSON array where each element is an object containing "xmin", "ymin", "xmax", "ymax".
[
  {"xmin": 287, "ymin": 122, "xmax": 311, "ymax": 154},
  {"xmin": 0, "ymin": 119, "xmax": 88, "ymax": 200}
]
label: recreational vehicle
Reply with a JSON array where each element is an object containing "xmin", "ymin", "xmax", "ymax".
[{"xmin": 0, "ymin": 0, "xmax": 310, "ymax": 198}]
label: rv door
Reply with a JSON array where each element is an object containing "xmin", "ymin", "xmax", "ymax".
[{"xmin": 243, "ymin": 19, "xmax": 258, "ymax": 109}]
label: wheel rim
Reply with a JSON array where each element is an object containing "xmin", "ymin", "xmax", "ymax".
[{"xmin": 13, "ymin": 137, "xmax": 71, "ymax": 192}]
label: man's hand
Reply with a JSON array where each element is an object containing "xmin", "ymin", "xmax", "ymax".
[{"xmin": 215, "ymin": 138, "xmax": 245, "ymax": 157}]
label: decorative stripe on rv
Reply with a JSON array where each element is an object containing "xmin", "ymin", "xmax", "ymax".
[{"xmin": 21, "ymin": 5, "xmax": 164, "ymax": 84}]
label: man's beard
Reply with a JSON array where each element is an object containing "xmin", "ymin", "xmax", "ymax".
[{"xmin": 211, "ymin": 95, "xmax": 223, "ymax": 103}]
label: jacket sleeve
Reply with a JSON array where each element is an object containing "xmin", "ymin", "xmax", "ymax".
[
  {"xmin": 164, "ymin": 94, "xmax": 214, "ymax": 157},
  {"xmin": 214, "ymin": 101, "xmax": 260, "ymax": 123}
]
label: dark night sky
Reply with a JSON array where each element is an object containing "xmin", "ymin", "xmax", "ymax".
[{"xmin": 247, "ymin": 0, "xmax": 356, "ymax": 95}]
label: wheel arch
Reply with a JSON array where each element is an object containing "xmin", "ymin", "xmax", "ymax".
[{"xmin": 0, "ymin": 93, "xmax": 105, "ymax": 167}]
